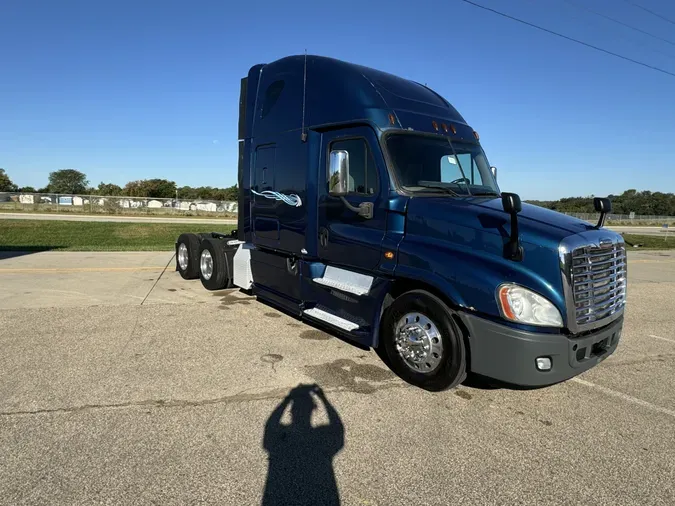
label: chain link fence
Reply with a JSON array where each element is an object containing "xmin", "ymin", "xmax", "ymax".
[
  {"xmin": 564, "ymin": 212, "xmax": 674, "ymax": 225},
  {"xmin": 0, "ymin": 192, "xmax": 238, "ymax": 216},
  {"xmin": 1, "ymin": 191, "xmax": 674, "ymax": 224}
]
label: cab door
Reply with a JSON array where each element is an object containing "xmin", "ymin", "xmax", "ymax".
[{"xmin": 317, "ymin": 126, "xmax": 388, "ymax": 272}]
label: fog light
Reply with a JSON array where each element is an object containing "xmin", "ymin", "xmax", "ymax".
[{"xmin": 536, "ymin": 357, "xmax": 552, "ymax": 371}]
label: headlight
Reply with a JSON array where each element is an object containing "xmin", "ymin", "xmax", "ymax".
[{"xmin": 497, "ymin": 284, "xmax": 563, "ymax": 327}]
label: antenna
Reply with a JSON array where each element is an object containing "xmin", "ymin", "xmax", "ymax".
[{"xmin": 301, "ymin": 50, "xmax": 308, "ymax": 142}]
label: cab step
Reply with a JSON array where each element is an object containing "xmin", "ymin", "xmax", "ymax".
[
  {"xmin": 303, "ymin": 307, "xmax": 360, "ymax": 332},
  {"xmin": 312, "ymin": 266, "xmax": 373, "ymax": 296}
]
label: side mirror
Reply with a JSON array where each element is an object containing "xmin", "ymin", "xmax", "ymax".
[
  {"xmin": 594, "ymin": 197, "xmax": 612, "ymax": 228},
  {"xmin": 327, "ymin": 149, "xmax": 373, "ymax": 219},
  {"xmin": 501, "ymin": 192, "xmax": 521, "ymax": 214},
  {"xmin": 490, "ymin": 166, "xmax": 497, "ymax": 180},
  {"xmin": 329, "ymin": 150, "xmax": 350, "ymax": 196},
  {"xmin": 501, "ymin": 192, "xmax": 523, "ymax": 261},
  {"xmin": 594, "ymin": 197, "xmax": 611, "ymax": 214}
]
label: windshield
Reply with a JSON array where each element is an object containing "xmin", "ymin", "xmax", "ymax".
[{"xmin": 385, "ymin": 133, "xmax": 499, "ymax": 196}]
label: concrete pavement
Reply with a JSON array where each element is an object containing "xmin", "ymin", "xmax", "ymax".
[{"xmin": 0, "ymin": 250, "xmax": 674, "ymax": 505}]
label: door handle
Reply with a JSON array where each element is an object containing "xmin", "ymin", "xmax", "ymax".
[
  {"xmin": 339, "ymin": 197, "xmax": 374, "ymax": 219},
  {"xmin": 319, "ymin": 227, "xmax": 329, "ymax": 248}
]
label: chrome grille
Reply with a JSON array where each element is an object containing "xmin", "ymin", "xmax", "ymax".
[{"xmin": 570, "ymin": 241, "xmax": 626, "ymax": 327}]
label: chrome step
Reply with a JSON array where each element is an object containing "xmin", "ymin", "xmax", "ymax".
[
  {"xmin": 312, "ymin": 266, "xmax": 373, "ymax": 296},
  {"xmin": 303, "ymin": 308, "xmax": 359, "ymax": 332}
]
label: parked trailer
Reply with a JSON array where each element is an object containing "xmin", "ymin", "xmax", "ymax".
[{"xmin": 175, "ymin": 55, "xmax": 626, "ymax": 391}]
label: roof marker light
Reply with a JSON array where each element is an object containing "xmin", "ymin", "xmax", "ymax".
[
  {"xmin": 432, "ymin": 120, "xmax": 439, "ymax": 131},
  {"xmin": 441, "ymin": 123, "xmax": 448, "ymax": 133},
  {"xmin": 450, "ymin": 124, "xmax": 457, "ymax": 134},
  {"xmin": 388, "ymin": 113, "xmax": 396, "ymax": 125},
  {"xmin": 473, "ymin": 131, "xmax": 480, "ymax": 140}
]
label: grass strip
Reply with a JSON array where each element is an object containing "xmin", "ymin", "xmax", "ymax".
[
  {"xmin": 0, "ymin": 220, "xmax": 235, "ymax": 251},
  {"xmin": 621, "ymin": 234, "xmax": 675, "ymax": 250}
]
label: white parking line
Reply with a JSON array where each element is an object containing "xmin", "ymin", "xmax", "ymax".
[
  {"xmin": 649, "ymin": 334, "xmax": 675, "ymax": 344},
  {"xmin": 571, "ymin": 378, "xmax": 675, "ymax": 419}
]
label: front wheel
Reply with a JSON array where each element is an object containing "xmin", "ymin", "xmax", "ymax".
[{"xmin": 380, "ymin": 290, "xmax": 466, "ymax": 391}]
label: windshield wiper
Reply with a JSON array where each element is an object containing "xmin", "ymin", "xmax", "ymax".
[
  {"xmin": 470, "ymin": 190, "xmax": 500, "ymax": 196},
  {"xmin": 416, "ymin": 183, "xmax": 461, "ymax": 197}
]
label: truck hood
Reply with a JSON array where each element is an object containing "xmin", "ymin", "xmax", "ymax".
[
  {"xmin": 405, "ymin": 196, "xmax": 597, "ymax": 251},
  {"xmin": 400, "ymin": 196, "xmax": 606, "ymax": 321}
]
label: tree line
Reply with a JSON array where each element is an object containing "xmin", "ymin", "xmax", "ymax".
[
  {"xmin": 3, "ymin": 169, "xmax": 674, "ymax": 215},
  {"xmin": 527, "ymin": 189, "xmax": 675, "ymax": 216},
  {"xmin": 0, "ymin": 168, "xmax": 238, "ymax": 201}
]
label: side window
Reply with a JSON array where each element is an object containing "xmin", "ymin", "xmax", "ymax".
[
  {"xmin": 330, "ymin": 138, "xmax": 377, "ymax": 195},
  {"xmin": 471, "ymin": 158, "xmax": 485, "ymax": 185},
  {"xmin": 261, "ymin": 80, "xmax": 284, "ymax": 119}
]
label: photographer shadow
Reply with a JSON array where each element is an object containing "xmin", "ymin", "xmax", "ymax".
[{"xmin": 262, "ymin": 384, "xmax": 344, "ymax": 506}]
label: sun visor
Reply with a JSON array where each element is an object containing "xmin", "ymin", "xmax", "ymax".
[{"xmin": 393, "ymin": 110, "xmax": 476, "ymax": 141}]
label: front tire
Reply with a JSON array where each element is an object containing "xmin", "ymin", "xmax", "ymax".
[
  {"xmin": 381, "ymin": 290, "xmax": 466, "ymax": 391},
  {"xmin": 198, "ymin": 238, "xmax": 230, "ymax": 291}
]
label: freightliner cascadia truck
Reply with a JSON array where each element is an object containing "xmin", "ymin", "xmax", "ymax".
[{"xmin": 175, "ymin": 55, "xmax": 626, "ymax": 391}]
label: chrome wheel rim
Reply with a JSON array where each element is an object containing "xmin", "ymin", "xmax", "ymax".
[
  {"xmin": 178, "ymin": 243, "xmax": 189, "ymax": 271},
  {"xmin": 394, "ymin": 312, "xmax": 444, "ymax": 373},
  {"xmin": 200, "ymin": 250, "xmax": 213, "ymax": 280}
]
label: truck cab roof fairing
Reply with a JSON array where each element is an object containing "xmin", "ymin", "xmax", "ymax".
[{"xmin": 243, "ymin": 55, "xmax": 469, "ymax": 140}]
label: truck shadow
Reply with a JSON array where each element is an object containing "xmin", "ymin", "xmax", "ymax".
[
  {"xmin": 262, "ymin": 384, "xmax": 344, "ymax": 506},
  {"xmin": 0, "ymin": 247, "xmax": 64, "ymax": 260},
  {"xmin": 255, "ymin": 294, "xmax": 548, "ymax": 392},
  {"xmin": 462, "ymin": 373, "xmax": 553, "ymax": 391},
  {"xmin": 256, "ymin": 297, "xmax": 370, "ymax": 351}
]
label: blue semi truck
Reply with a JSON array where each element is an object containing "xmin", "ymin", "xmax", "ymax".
[{"xmin": 175, "ymin": 55, "xmax": 626, "ymax": 391}]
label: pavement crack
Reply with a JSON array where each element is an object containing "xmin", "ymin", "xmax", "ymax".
[
  {"xmin": 0, "ymin": 387, "xmax": 297, "ymax": 418},
  {"xmin": 0, "ymin": 383, "xmax": 408, "ymax": 418},
  {"xmin": 603, "ymin": 353, "xmax": 675, "ymax": 368}
]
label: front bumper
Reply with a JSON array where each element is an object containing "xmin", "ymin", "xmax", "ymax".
[{"xmin": 460, "ymin": 313, "xmax": 623, "ymax": 387}]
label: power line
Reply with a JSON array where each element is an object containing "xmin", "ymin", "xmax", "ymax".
[
  {"xmin": 561, "ymin": 0, "xmax": 675, "ymax": 63},
  {"xmin": 623, "ymin": 0, "xmax": 675, "ymax": 26},
  {"xmin": 457, "ymin": 0, "xmax": 675, "ymax": 78},
  {"xmin": 562, "ymin": 0, "xmax": 675, "ymax": 47}
]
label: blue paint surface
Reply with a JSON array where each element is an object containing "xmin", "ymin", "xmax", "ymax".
[{"xmin": 239, "ymin": 55, "xmax": 621, "ymax": 346}]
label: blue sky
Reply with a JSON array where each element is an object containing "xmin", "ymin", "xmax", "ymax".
[{"xmin": 1, "ymin": 0, "xmax": 673, "ymax": 200}]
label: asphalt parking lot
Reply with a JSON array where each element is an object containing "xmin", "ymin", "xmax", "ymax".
[{"xmin": 1, "ymin": 249, "xmax": 674, "ymax": 505}]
